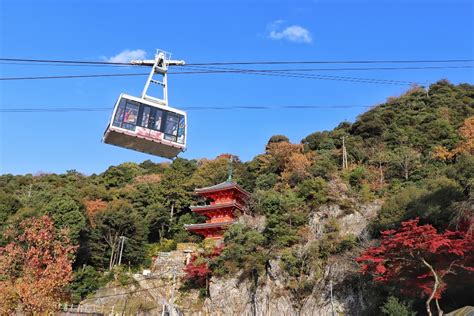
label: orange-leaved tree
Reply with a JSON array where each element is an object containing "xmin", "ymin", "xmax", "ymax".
[
  {"xmin": 432, "ymin": 116, "xmax": 474, "ymax": 161},
  {"xmin": 0, "ymin": 215, "xmax": 77, "ymax": 314}
]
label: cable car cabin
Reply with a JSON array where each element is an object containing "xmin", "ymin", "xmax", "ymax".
[{"xmin": 103, "ymin": 94, "xmax": 186, "ymax": 159}]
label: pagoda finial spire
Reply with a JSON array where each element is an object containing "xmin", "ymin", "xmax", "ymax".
[{"xmin": 227, "ymin": 155, "xmax": 233, "ymax": 182}]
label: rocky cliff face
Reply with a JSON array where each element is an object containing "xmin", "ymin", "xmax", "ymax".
[
  {"xmin": 201, "ymin": 200, "xmax": 381, "ymax": 316},
  {"xmin": 204, "ymin": 259, "xmax": 365, "ymax": 315}
]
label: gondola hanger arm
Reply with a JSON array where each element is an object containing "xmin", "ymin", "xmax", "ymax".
[{"xmin": 130, "ymin": 59, "xmax": 185, "ymax": 66}]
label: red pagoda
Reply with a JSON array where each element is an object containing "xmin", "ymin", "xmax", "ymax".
[{"xmin": 185, "ymin": 181, "xmax": 250, "ymax": 240}]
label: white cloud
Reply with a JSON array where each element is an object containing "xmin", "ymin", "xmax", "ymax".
[
  {"xmin": 106, "ymin": 49, "xmax": 147, "ymax": 63},
  {"xmin": 269, "ymin": 19, "xmax": 285, "ymax": 29},
  {"xmin": 267, "ymin": 23, "xmax": 312, "ymax": 44}
]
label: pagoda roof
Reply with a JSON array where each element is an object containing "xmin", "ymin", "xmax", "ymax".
[
  {"xmin": 190, "ymin": 201, "xmax": 244, "ymax": 213},
  {"xmin": 184, "ymin": 220, "xmax": 235, "ymax": 230},
  {"xmin": 194, "ymin": 181, "xmax": 250, "ymax": 196}
]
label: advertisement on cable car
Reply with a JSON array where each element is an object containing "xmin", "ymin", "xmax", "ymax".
[{"xmin": 136, "ymin": 126, "xmax": 163, "ymax": 141}]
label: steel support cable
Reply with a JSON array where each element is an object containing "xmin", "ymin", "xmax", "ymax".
[
  {"xmin": 0, "ymin": 61, "xmax": 138, "ymax": 68},
  {"xmin": 0, "ymin": 104, "xmax": 372, "ymax": 113},
  {"xmin": 1, "ymin": 60, "xmax": 473, "ymax": 72},
  {"xmin": 0, "ymin": 57, "xmax": 135, "ymax": 65},
  {"xmin": 0, "ymin": 70, "xmax": 417, "ymax": 85},
  {"xmin": 0, "ymin": 60, "xmax": 471, "ymax": 84},
  {"xmin": 1, "ymin": 57, "xmax": 473, "ymax": 66},
  {"xmin": 0, "ymin": 73, "xmax": 148, "ymax": 80},
  {"xmin": 174, "ymin": 65, "xmax": 418, "ymax": 85},
  {"xmin": 3, "ymin": 60, "xmax": 471, "ymax": 84},
  {"xmin": 183, "ymin": 59, "xmax": 474, "ymax": 66},
  {"xmin": 172, "ymin": 64, "xmax": 474, "ymax": 73}
]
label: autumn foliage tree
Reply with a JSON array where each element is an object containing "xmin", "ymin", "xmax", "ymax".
[
  {"xmin": 432, "ymin": 116, "xmax": 474, "ymax": 161},
  {"xmin": 356, "ymin": 218, "xmax": 473, "ymax": 316},
  {"xmin": 182, "ymin": 245, "xmax": 223, "ymax": 296},
  {"xmin": 0, "ymin": 215, "xmax": 77, "ymax": 314},
  {"xmin": 454, "ymin": 116, "xmax": 474, "ymax": 155},
  {"xmin": 183, "ymin": 256, "xmax": 211, "ymax": 288}
]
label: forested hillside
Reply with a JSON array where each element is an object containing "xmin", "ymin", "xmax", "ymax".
[{"xmin": 0, "ymin": 80, "xmax": 473, "ymax": 314}]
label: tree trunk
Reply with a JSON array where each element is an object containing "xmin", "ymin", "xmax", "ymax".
[
  {"xmin": 107, "ymin": 233, "xmax": 119, "ymax": 270},
  {"xmin": 109, "ymin": 242, "xmax": 115, "ymax": 270},
  {"xmin": 421, "ymin": 257, "xmax": 441, "ymax": 316},
  {"xmin": 159, "ymin": 223, "xmax": 165, "ymax": 242},
  {"xmin": 170, "ymin": 202, "xmax": 175, "ymax": 222},
  {"xmin": 404, "ymin": 160, "xmax": 409, "ymax": 180},
  {"xmin": 379, "ymin": 163, "xmax": 384, "ymax": 186},
  {"xmin": 436, "ymin": 299, "xmax": 444, "ymax": 316}
]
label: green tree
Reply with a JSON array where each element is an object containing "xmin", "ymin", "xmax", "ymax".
[
  {"xmin": 150, "ymin": 158, "xmax": 197, "ymax": 227},
  {"xmin": 145, "ymin": 202, "xmax": 170, "ymax": 243},
  {"xmin": 301, "ymin": 131, "xmax": 334, "ymax": 151},
  {"xmin": 101, "ymin": 162, "xmax": 144, "ymax": 188},
  {"xmin": 390, "ymin": 147, "xmax": 421, "ymax": 181},
  {"xmin": 267, "ymin": 134, "xmax": 290, "ymax": 148},
  {"xmin": 0, "ymin": 190, "xmax": 21, "ymax": 222},
  {"xmin": 211, "ymin": 224, "xmax": 267, "ymax": 279},
  {"xmin": 296, "ymin": 177, "xmax": 328, "ymax": 206},
  {"xmin": 89, "ymin": 201, "xmax": 149, "ymax": 269},
  {"xmin": 0, "ymin": 191, "xmax": 22, "ymax": 244},
  {"xmin": 255, "ymin": 190, "xmax": 306, "ymax": 247},
  {"xmin": 308, "ymin": 151, "xmax": 338, "ymax": 179},
  {"xmin": 69, "ymin": 265, "xmax": 105, "ymax": 303},
  {"xmin": 254, "ymin": 173, "xmax": 278, "ymax": 191},
  {"xmin": 370, "ymin": 146, "xmax": 391, "ymax": 186},
  {"xmin": 380, "ymin": 296, "xmax": 416, "ymax": 316},
  {"xmin": 43, "ymin": 195, "xmax": 86, "ymax": 244},
  {"xmin": 348, "ymin": 166, "xmax": 370, "ymax": 189},
  {"xmin": 375, "ymin": 177, "xmax": 465, "ymax": 231}
]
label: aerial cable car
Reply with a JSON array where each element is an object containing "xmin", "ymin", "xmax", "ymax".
[{"xmin": 103, "ymin": 50, "xmax": 187, "ymax": 159}]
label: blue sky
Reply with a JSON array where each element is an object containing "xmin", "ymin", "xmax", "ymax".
[{"xmin": 0, "ymin": 0, "xmax": 473, "ymax": 175}]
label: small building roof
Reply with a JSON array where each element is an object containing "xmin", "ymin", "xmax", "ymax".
[
  {"xmin": 194, "ymin": 181, "xmax": 250, "ymax": 196},
  {"xmin": 184, "ymin": 220, "xmax": 235, "ymax": 231},
  {"xmin": 190, "ymin": 201, "xmax": 245, "ymax": 213}
]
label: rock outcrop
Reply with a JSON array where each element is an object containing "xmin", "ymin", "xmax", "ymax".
[{"xmin": 200, "ymin": 200, "xmax": 382, "ymax": 315}]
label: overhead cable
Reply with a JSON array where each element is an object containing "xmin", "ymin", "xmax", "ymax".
[
  {"xmin": 184, "ymin": 59, "xmax": 474, "ymax": 66},
  {"xmin": 0, "ymin": 70, "xmax": 418, "ymax": 85},
  {"xmin": 0, "ymin": 73, "xmax": 148, "ymax": 81},
  {"xmin": 0, "ymin": 104, "xmax": 372, "ymax": 113},
  {"xmin": 1, "ymin": 57, "xmax": 473, "ymax": 66},
  {"xmin": 176, "ymin": 65, "xmax": 418, "ymax": 85},
  {"xmin": 1, "ymin": 61, "xmax": 472, "ymax": 73},
  {"xmin": 173, "ymin": 65, "xmax": 474, "ymax": 73}
]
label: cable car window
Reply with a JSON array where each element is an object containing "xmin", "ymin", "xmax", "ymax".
[
  {"xmin": 112, "ymin": 100, "xmax": 126, "ymax": 128},
  {"xmin": 177, "ymin": 116, "xmax": 185, "ymax": 144},
  {"xmin": 165, "ymin": 114, "xmax": 179, "ymax": 136},
  {"xmin": 154, "ymin": 109, "xmax": 163, "ymax": 131},
  {"xmin": 114, "ymin": 101, "xmax": 139, "ymax": 131},
  {"xmin": 140, "ymin": 106, "xmax": 152, "ymax": 128},
  {"xmin": 124, "ymin": 103, "xmax": 139, "ymax": 124}
]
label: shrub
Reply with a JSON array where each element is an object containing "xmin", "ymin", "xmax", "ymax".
[
  {"xmin": 380, "ymin": 296, "xmax": 416, "ymax": 316},
  {"xmin": 349, "ymin": 166, "xmax": 369, "ymax": 189},
  {"xmin": 70, "ymin": 266, "xmax": 107, "ymax": 303},
  {"xmin": 255, "ymin": 173, "xmax": 278, "ymax": 190},
  {"xmin": 297, "ymin": 177, "xmax": 328, "ymax": 205},
  {"xmin": 309, "ymin": 151, "xmax": 338, "ymax": 179}
]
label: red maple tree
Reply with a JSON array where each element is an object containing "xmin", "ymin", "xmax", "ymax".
[
  {"xmin": 0, "ymin": 215, "xmax": 77, "ymax": 314},
  {"xmin": 183, "ymin": 256, "xmax": 211, "ymax": 287},
  {"xmin": 183, "ymin": 245, "xmax": 223, "ymax": 290},
  {"xmin": 356, "ymin": 218, "xmax": 473, "ymax": 316}
]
